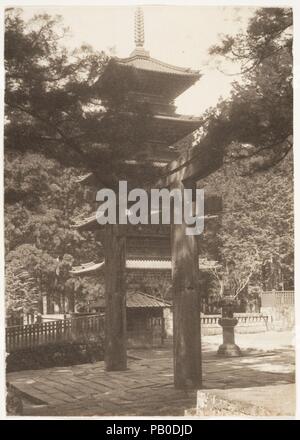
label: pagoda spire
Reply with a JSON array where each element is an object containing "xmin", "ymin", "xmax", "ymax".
[
  {"xmin": 131, "ymin": 6, "xmax": 149, "ymax": 57},
  {"xmin": 134, "ymin": 7, "xmax": 145, "ymax": 48}
]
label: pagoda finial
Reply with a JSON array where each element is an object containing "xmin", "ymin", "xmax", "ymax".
[
  {"xmin": 130, "ymin": 7, "xmax": 149, "ymax": 57},
  {"xmin": 134, "ymin": 7, "xmax": 145, "ymax": 49}
]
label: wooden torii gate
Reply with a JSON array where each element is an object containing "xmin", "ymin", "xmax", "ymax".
[{"xmin": 104, "ymin": 142, "xmax": 222, "ymax": 389}]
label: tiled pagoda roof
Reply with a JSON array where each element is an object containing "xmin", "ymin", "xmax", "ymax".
[
  {"xmin": 70, "ymin": 258, "xmax": 220, "ymax": 275},
  {"xmin": 71, "ymin": 210, "xmax": 218, "ymax": 231},
  {"xmin": 97, "ymin": 8, "xmax": 201, "ymax": 104},
  {"xmin": 124, "ymin": 7, "xmax": 199, "ymax": 79},
  {"xmin": 70, "ymin": 261, "xmax": 105, "ymax": 275},
  {"xmin": 115, "ymin": 53, "xmax": 200, "ymax": 78},
  {"xmin": 99, "ymin": 56, "xmax": 201, "ymax": 103}
]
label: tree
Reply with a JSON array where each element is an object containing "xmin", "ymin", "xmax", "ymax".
[
  {"xmin": 5, "ymin": 9, "xmax": 153, "ymax": 184},
  {"xmin": 5, "ymin": 264, "xmax": 39, "ymax": 319},
  {"xmin": 192, "ymin": 8, "xmax": 293, "ymax": 306},
  {"xmin": 200, "ymin": 143, "xmax": 293, "ymax": 304},
  {"xmin": 4, "ymin": 149, "xmax": 103, "ymax": 315},
  {"xmin": 5, "ymin": 8, "xmax": 155, "ymax": 371},
  {"xmin": 193, "ymin": 7, "xmax": 293, "ymax": 172}
]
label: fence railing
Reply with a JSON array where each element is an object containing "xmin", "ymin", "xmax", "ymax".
[
  {"xmin": 200, "ymin": 313, "xmax": 270, "ymax": 326},
  {"xmin": 6, "ymin": 314, "xmax": 104, "ymax": 353},
  {"xmin": 7, "ymin": 312, "xmax": 271, "ymax": 352},
  {"xmin": 201, "ymin": 315, "xmax": 220, "ymax": 325},
  {"xmin": 261, "ymin": 290, "xmax": 294, "ymax": 308},
  {"xmin": 6, "ymin": 313, "xmax": 39, "ymax": 328}
]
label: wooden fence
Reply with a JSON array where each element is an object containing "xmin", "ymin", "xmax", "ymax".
[
  {"xmin": 6, "ymin": 314, "xmax": 104, "ymax": 353},
  {"xmin": 6, "ymin": 312, "xmax": 272, "ymax": 352}
]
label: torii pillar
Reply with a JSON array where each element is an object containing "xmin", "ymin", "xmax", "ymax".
[
  {"xmin": 157, "ymin": 138, "xmax": 223, "ymax": 389},
  {"xmin": 171, "ymin": 180, "xmax": 202, "ymax": 389},
  {"xmin": 103, "ymin": 224, "xmax": 127, "ymax": 371}
]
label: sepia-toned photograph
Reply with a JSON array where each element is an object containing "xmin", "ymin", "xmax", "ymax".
[{"xmin": 2, "ymin": 2, "xmax": 295, "ymax": 419}]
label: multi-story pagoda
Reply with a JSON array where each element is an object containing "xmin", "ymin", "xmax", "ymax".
[
  {"xmin": 97, "ymin": 7, "xmax": 201, "ymax": 165},
  {"xmin": 71, "ymin": 7, "xmax": 219, "ymax": 277},
  {"xmin": 70, "ymin": 7, "xmax": 221, "ymax": 386}
]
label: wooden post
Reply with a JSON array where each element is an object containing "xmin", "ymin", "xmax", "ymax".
[
  {"xmin": 171, "ymin": 182, "xmax": 202, "ymax": 389},
  {"xmin": 42, "ymin": 295, "xmax": 48, "ymax": 315},
  {"xmin": 103, "ymin": 224, "xmax": 127, "ymax": 371}
]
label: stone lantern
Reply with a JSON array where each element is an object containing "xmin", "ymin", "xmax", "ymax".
[{"xmin": 217, "ymin": 264, "xmax": 242, "ymax": 357}]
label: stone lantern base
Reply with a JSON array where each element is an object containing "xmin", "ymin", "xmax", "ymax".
[{"xmin": 217, "ymin": 317, "xmax": 242, "ymax": 357}]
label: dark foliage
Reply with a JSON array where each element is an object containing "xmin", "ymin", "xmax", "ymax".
[{"xmin": 7, "ymin": 340, "xmax": 104, "ymax": 372}]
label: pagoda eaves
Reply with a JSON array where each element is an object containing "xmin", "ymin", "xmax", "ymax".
[
  {"xmin": 70, "ymin": 258, "xmax": 220, "ymax": 276},
  {"xmin": 98, "ymin": 53, "xmax": 201, "ymax": 107}
]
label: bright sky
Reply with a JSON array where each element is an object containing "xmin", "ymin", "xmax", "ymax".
[{"xmin": 21, "ymin": 5, "xmax": 257, "ymax": 116}]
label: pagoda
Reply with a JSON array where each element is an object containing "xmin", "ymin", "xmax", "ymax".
[
  {"xmin": 71, "ymin": 8, "xmax": 219, "ymax": 280},
  {"xmin": 69, "ymin": 8, "xmax": 221, "ymax": 384}
]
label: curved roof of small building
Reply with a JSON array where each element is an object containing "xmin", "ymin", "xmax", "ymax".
[{"xmin": 90, "ymin": 291, "xmax": 171, "ymax": 309}]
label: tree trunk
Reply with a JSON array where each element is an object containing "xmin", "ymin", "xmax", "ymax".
[
  {"xmin": 103, "ymin": 224, "xmax": 127, "ymax": 371},
  {"xmin": 171, "ymin": 183, "xmax": 202, "ymax": 389}
]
